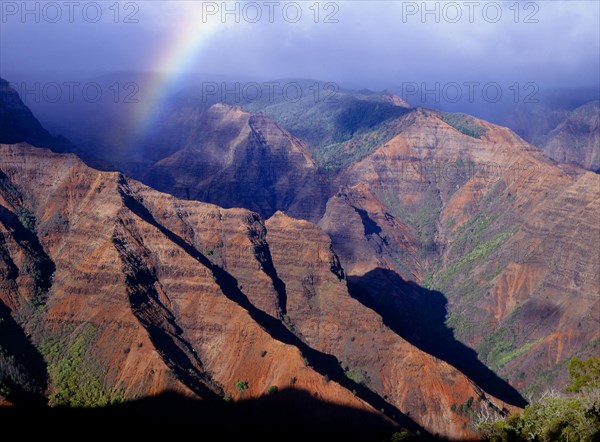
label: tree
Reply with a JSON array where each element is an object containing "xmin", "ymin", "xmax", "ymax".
[
  {"xmin": 478, "ymin": 357, "xmax": 600, "ymax": 442},
  {"xmin": 235, "ymin": 380, "xmax": 249, "ymax": 391},
  {"xmin": 567, "ymin": 357, "xmax": 600, "ymax": 392},
  {"xmin": 389, "ymin": 430, "xmax": 412, "ymax": 441}
]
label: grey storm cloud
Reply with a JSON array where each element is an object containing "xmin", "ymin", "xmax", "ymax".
[{"xmin": 1, "ymin": 0, "xmax": 598, "ymax": 90}]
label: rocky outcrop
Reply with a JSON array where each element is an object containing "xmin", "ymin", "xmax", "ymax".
[{"xmin": 318, "ymin": 183, "xmax": 419, "ymax": 280}]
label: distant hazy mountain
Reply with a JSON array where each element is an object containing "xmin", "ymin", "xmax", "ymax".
[
  {"xmin": 141, "ymin": 103, "xmax": 328, "ymax": 221},
  {"xmin": 506, "ymin": 87, "xmax": 600, "ymax": 172},
  {"xmin": 0, "ymin": 78, "xmax": 66, "ymax": 149}
]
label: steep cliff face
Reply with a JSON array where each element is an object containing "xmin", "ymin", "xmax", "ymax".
[
  {"xmin": 318, "ymin": 183, "xmax": 419, "ymax": 280},
  {"xmin": 0, "ymin": 142, "xmax": 516, "ymax": 437},
  {"xmin": 0, "ymin": 77, "xmax": 328, "ymax": 222},
  {"xmin": 0, "ymin": 79, "xmax": 71, "ymax": 153},
  {"xmin": 0, "ymin": 79, "xmax": 52, "ymax": 147}
]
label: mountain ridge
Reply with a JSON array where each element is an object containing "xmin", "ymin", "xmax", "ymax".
[{"xmin": 1, "ymin": 77, "xmax": 597, "ymax": 438}]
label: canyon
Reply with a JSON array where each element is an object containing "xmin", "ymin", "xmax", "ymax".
[{"xmin": 0, "ymin": 77, "xmax": 598, "ymax": 439}]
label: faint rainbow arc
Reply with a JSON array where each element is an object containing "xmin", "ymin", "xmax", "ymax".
[{"xmin": 132, "ymin": 11, "xmax": 225, "ymax": 138}]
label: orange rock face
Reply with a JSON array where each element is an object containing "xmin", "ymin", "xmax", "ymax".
[{"xmin": 0, "ymin": 143, "xmax": 523, "ymax": 438}]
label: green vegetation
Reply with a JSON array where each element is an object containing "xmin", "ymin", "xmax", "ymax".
[
  {"xmin": 389, "ymin": 430, "xmax": 414, "ymax": 441},
  {"xmin": 40, "ymin": 324, "xmax": 123, "ymax": 407},
  {"xmin": 290, "ymin": 376, "xmax": 296, "ymax": 385},
  {"xmin": 440, "ymin": 112, "xmax": 488, "ymax": 139},
  {"xmin": 383, "ymin": 189, "xmax": 442, "ymax": 254},
  {"xmin": 30, "ymin": 270, "xmax": 45, "ymax": 307},
  {"xmin": 495, "ymin": 339, "xmax": 542, "ymax": 368},
  {"xmin": 444, "ymin": 217, "xmax": 456, "ymax": 229},
  {"xmin": 0, "ymin": 347, "xmax": 40, "ymax": 400},
  {"xmin": 568, "ymin": 357, "xmax": 600, "ymax": 392},
  {"xmin": 445, "ymin": 213, "xmax": 495, "ymax": 262},
  {"xmin": 453, "ymin": 213, "xmax": 496, "ymax": 247},
  {"xmin": 235, "ymin": 82, "xmax": 411, "ymax": 171},
  {"xmin": 478, "ymin": 327, "xmax": 516, "ymax": 369},
  {"xmin": 267, "ymin": 385, "xmax": 278, "ymax": 394},
  {"xmin": 16, "ymin": 207, "xmax": 36, "ymax": 232},
  {"xmin": 437, "ymin": 212, "xmax": 524, "ymax": 357},
  {"xmin": 313, "ymin": 117, "xmax": 407, "ymax": 171},
  {"xmin": 259, "ymin": 350, "xmax": 267, "ymax": 358},
  {"xmin": 0, "ymin": 300, "xmax": 47, "ymax": 401},
  {"xmin": 235, "ymin": 379, "xmax": 249, "ymax": 391},
  {"xmin": 432, "ymin": 210, "xmax": 519, "ymax": 304},
  {"xmin": 421, "ymin": 265, "xmax": 438, "ymax": 290},
  {"xmin": 474, "ymin": 305, "xmax": 545, "ymax": 371},
  {"xmin": 478, "ymin": 357, "xmax": 600, "ymax": 442},
  {"xmin": 344, "ymin": 368, "xmax": 371, "ymax": 386},
  {"xmin": 437, "ymin": 231, "xmax": 512, "ymax": 289},
  {"xmin": 451, "ymin": 396, "xmax": 478, "ymax": 417},
  {"xmin": 411, "ymin": 193, "xmax": 443, "ymax": 247}
]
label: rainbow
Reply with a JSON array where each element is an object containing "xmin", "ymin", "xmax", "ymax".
[{"xmin": 132, "ymin": 4, "xmax": 228, "ymax": 139}]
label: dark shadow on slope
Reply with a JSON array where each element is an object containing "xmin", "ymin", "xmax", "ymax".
[
  {"xmin": 0, "ymin": 389, "xmax": 423, "ymax": 441},
  {"xmin": 0, "ymin": 205, "xmax": 55, "ymax": 304},
  {"xmin": 252, "ymin": 236, "xmax": 288, "ymax": 316},
  {"xmin": 117, "ymin": 176, "xmax": 428, "ymax": 437},
  {"xmin": 354, "ymin": 206, "xmax": 383, "ymax": 236},
  {"xmin": 334, "ymin": 97, "xmax": 409, "ymax": 142},
  {"xmin": 0, "ymin": 300, "xmax": 47, "ymax": 406},
  {"xmin": 347, "ymin": 268, "xmax": 527, "ymax": 408},
  {"xmin": 112, "ymin": 224, "xmax": 223, "ymax": 400}
]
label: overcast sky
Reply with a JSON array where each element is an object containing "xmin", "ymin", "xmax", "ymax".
[{"xmin": 1, "ymin": 1, "xmax": 599, "ymax": 92}]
